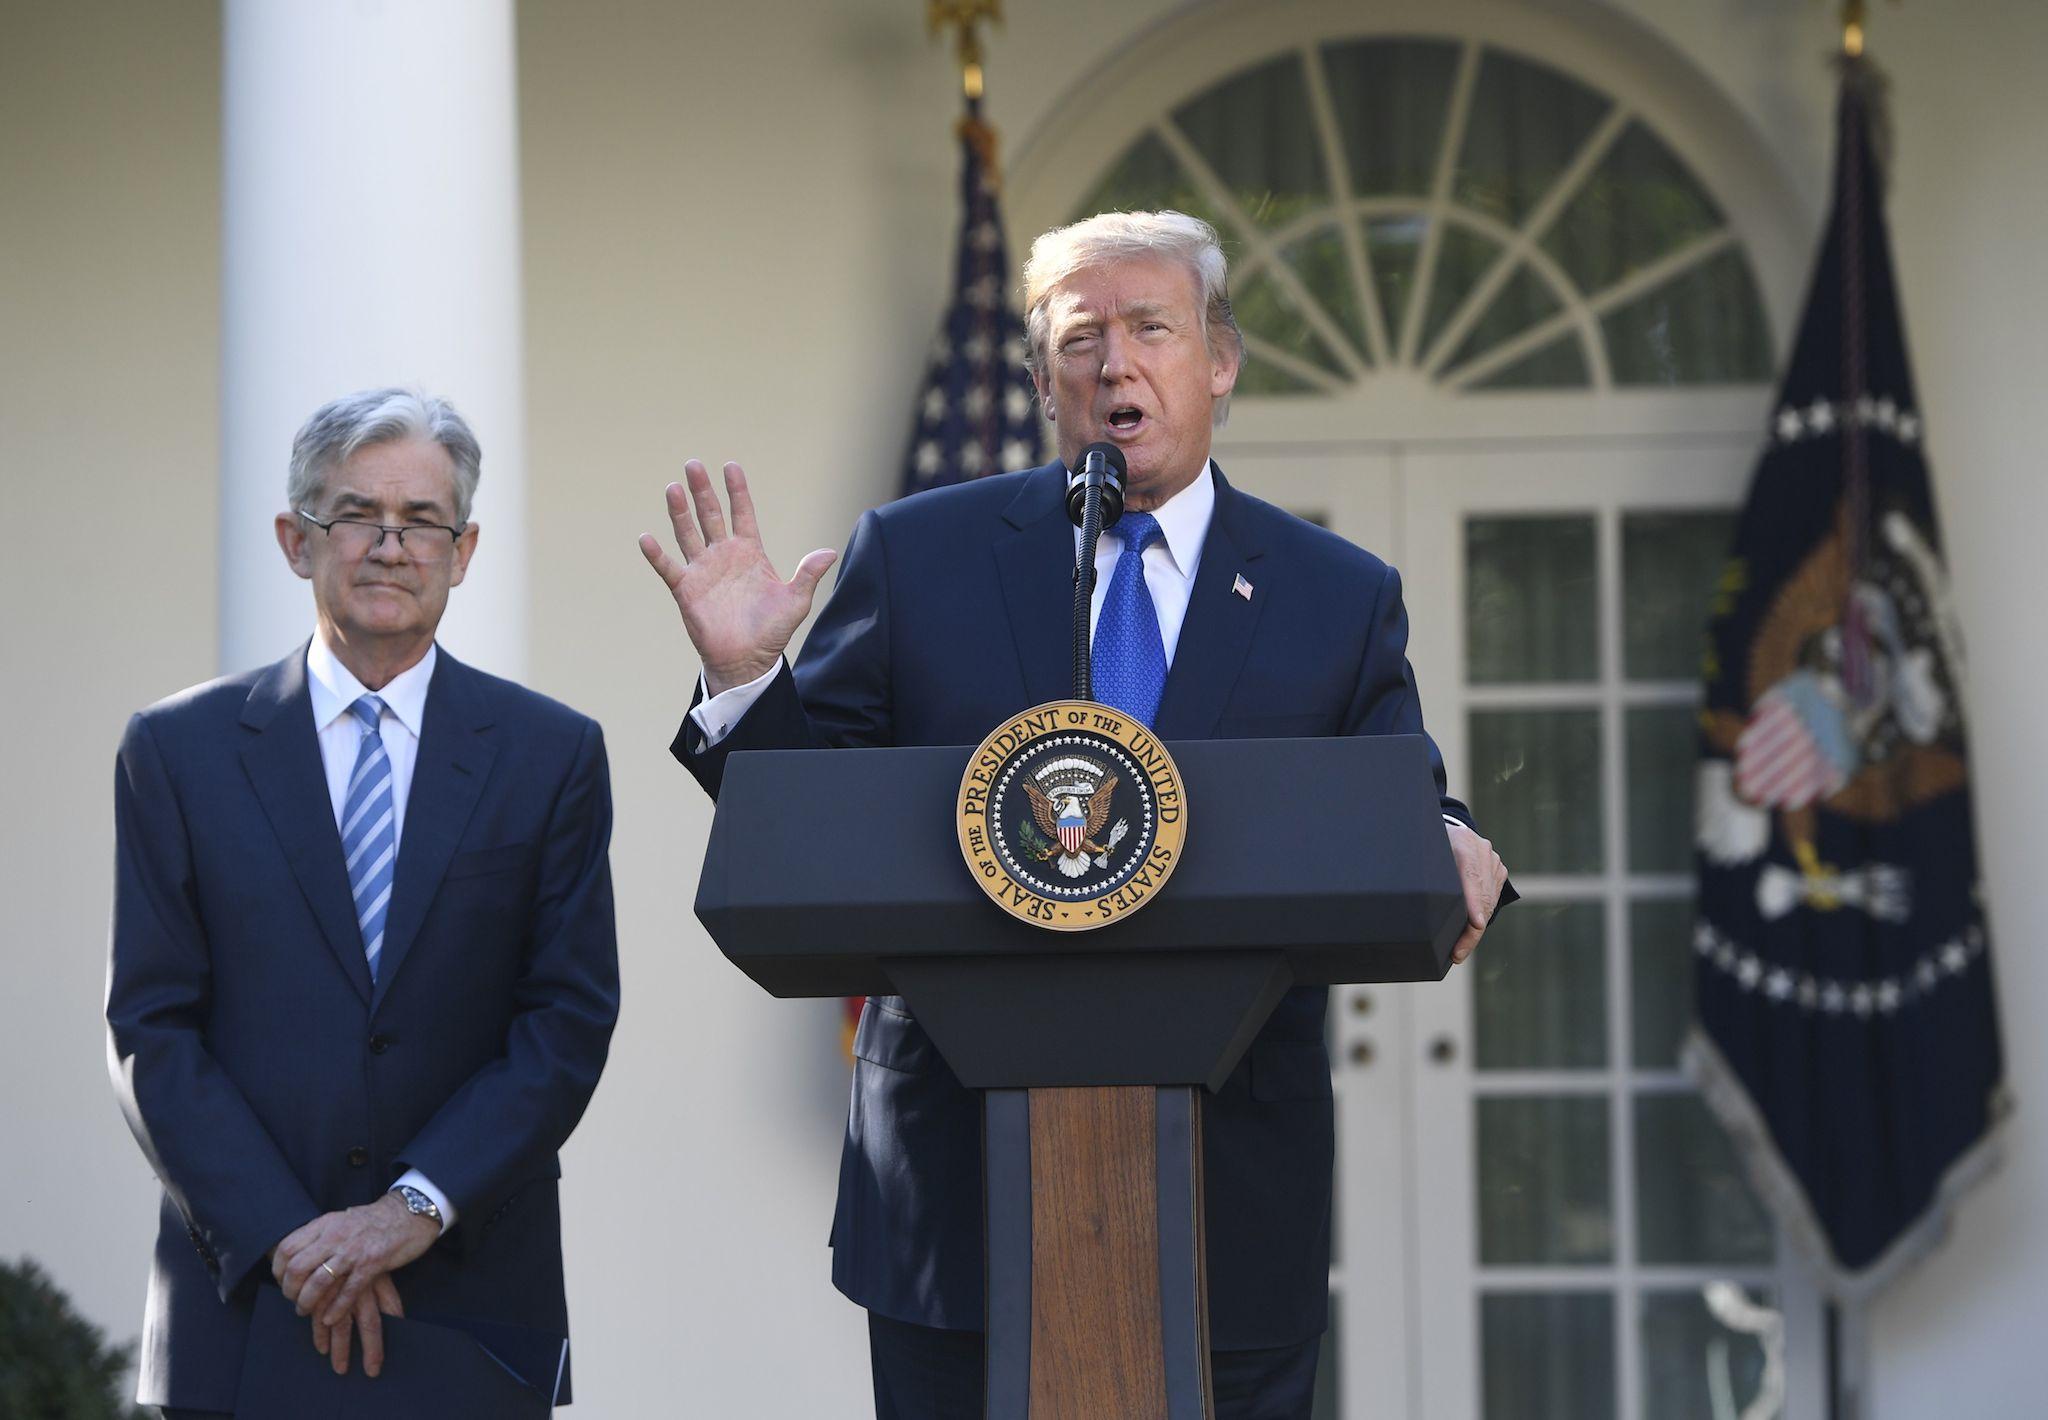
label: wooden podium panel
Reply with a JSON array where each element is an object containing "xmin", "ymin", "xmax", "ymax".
[{"xmin": 1029, "ymin": 1087, "xmax": 1168, "ymax": 1419}]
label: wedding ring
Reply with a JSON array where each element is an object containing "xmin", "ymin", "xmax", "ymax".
[{"xmin": 320, "ymin": 1260, "xmax": 340, "ymax": 1279}]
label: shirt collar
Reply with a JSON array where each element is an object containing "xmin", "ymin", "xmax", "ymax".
[
  {"xmin": 1066, "ymin": 460, "xmax": 1216, "ymax": 582},
  {"xmin": 306, "ymin": 633, "xmax": 437, "ymax": 738}
]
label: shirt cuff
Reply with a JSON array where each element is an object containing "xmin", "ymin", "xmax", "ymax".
[
  {"xmin": 1444, "ymin": 814, "xmax": 1470, "ymax": 832},
  {"xmin": 687, "ymin": 662, "xmax": 783, "ymax": 750},
  {"xmin": 392, "ymin": 1169, "xmax": 456, "ymax": 1233}
]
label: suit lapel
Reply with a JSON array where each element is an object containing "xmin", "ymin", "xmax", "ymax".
[
  {"xmin": 372, "ymin": 651, "xmax": 496, "ymax": 1012},
  {"xmin": 1154, "ymin": 465, "xmax": 1269, "ymax": 740},
  {"xmin": 994, "ymin": 463, "xmax": 1080, "ymax": 709},
  {"xmin": 239, "ymin": 647, "xmax": 375, "ymax": 1005}
]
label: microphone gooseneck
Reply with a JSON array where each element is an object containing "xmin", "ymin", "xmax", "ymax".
[{"xmin": 1069, "ymin": 443, "xmax": 1129, "ymax": 700}]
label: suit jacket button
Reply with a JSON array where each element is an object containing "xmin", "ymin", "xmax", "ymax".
[
  {"xmin": 369, "ymin": 1034, "xmax": 392, "ymax": 1054},
  {"xmin": 347, "ymin": 1146, "xmax": 370, "ymax": 1168}
]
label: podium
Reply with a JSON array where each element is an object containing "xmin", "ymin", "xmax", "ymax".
[{"xmin": 696, "ymin": 733, "xmax": 1467, "ymax": 1418}]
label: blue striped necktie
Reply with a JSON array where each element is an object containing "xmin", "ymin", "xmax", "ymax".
[
  {"xmin": 342, "ymin": 695, "xmax": 397, "ymax": 982},
  {"xmin": 1092, "ymin": 512, "xmax": 1168, "ymax": 727}
]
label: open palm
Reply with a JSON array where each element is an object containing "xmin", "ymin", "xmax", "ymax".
[{"xmin": 639, "ymin": 460, "xmax": 837, "ymax": 695}]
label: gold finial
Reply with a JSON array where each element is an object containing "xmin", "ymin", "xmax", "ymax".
[
  {"xmin": 1842, "ymin": 0, "xmax": 1866, "ymax": 57},
  {"xmin": 928, "ymin": 0, "xmax": 1002, "ymax": 100}
]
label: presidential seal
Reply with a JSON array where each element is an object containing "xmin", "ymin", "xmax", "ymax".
[{"xmin": 957, "ymin": 700, "xmax": 1188, "ymax": 931}]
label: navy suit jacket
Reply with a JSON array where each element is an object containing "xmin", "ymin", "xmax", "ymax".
[
  {"xmin": 107, "ymin": 645, "xmax": 619, "ymax": 1412},
  {"xmin": 674, "ymin": 461, "xmax": 1474, "ymax": 1349}
]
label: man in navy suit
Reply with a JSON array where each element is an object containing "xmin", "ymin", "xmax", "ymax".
[
  {"xmin": 641, "ymin": 211, "xmax": 1508, "ymax": 1418},
  {"xmin": 108, "ymin": 388, "xmax": 619, "ymax": 1418}
]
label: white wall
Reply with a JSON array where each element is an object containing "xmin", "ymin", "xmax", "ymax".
[
  {"xmin": 0, "ymin": 0, "xmax": 222, "ymax": 1341},
  {"xmin": 1, "ymin": 1, "xmax": 2041, "ymax": 1416}
]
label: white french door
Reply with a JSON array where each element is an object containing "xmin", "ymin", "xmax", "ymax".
[{"xmin": 1232, "ymin": 435, "xmax": 1830, "ymax": 1420}]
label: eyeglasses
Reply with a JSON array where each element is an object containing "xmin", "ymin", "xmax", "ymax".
[{"xmin": 297, "ymin": 509, "xmax": 463, "ymax": 562}]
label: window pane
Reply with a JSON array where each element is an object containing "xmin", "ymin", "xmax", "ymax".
[
  {"xmin": 1625, "ymin": 706, "xmax": 1697, "ymax": 873},
  {"xmin": 1234, "ymin": 266, "xmax": 1346, "ymax": 377},
  {"xmin": 1466, "ymin": 515, "xmax": 1597, "ymax": 684},
  {"xmin": 1623, "ymin": 511, "xmax": 1736, "ymax": 681},
  {"xmin": 1468, "ymin": 709, "xmax": 1604, "ymax": 875},
  {"xmin": 1542, "ymin": 122, "xmax": 1724, "ymax": 295},
  {"xmin": 1642, "ymin": 1287, "xmax": 1778, "ymax": 1420},
  {"xmin": 1075, "ymin": 131, "xmax": 1232, "ymax": 236},
  {"xmin": 1479, "ymin": 1095, "xmax": 1613, "ymax": 1265},
  {"xmin": 1630, "ymin": 897, "xmax": 1695, "ymax": 1070},
  {"xmin": 1602, "ymin": 246, "xmax": 1774, "ymax": 386},
  {"xmin": 1234, "ymin": 355, "xmax": 1319, "ymax": 396},
  {"xmin": 1282, "ymin": 224, "xmax": 1370, "ymax": 362},
  {"xmin": 1367, "ymin": 215, "xmax": 1427, "ymax": 350},
  {"xmin": 1172, "ymin": 54, "xmax": 1325, "ymax": 231},
  {"xmin": 1444, "ymin": 264, "xmax": 1565, "ymax": 375},
  {"xmin": 1474, "ymin": 900, "xmax": 1607, "ymax": 1071},
  {"xmin": 1470, "ymin": 331, "xmax": 1592, "ymax": 391},
  {"xmin": 1321, "ymin": 38, "xmax": 1460, "ymax": 198},
  {"xmin": 1419, "ymin": 222, "xmax": 1501, "ymax": 361},
  {"xmin": 1634, "ymin": 1093, "xmax": 1774, "ymax": 1265},
  {"xmin": 1455, "ymin": 51, "xmax": 1611, "ymax": 226},
  {"xmin": 1483, "ymin": 1292, "xmax": 1616, "ymax": 1420}
]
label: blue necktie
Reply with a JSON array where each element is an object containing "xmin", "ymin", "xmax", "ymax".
[
  {"xmin": 1092, "ymin": 512, "xmax": 1168, "ymax": 727},
  {"xmin": 341, "ymin": 696, "xmax": 397, "ymax": 982}
]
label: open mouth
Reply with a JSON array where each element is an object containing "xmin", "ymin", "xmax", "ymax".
[{"xmin": 1106, "ymin": 405, "xmax": 1145, "ymax": 434}]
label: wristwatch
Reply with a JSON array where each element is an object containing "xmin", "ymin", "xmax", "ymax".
[{"xmin": 389, "ymin": 1184, "xmax": 443, "ymax": 1226}]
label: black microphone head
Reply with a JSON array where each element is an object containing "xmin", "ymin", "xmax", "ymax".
[{"xmin": 1066, "ymin": 442, "xmax": 1129, "ymax": 529}]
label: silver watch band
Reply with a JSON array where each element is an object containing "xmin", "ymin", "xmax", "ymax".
[{"xmin": 390, "ymin": 1183, "xmax": 443, "ymax": 1224}]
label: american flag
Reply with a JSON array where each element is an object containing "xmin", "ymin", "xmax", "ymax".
[
  {"xmin": 845, "ymin": 86, "xmax": 1046, "ymax": 1064},
  {"xmin": 897, "ymin": 93, "xmax": 1044, "ymax": 498}
]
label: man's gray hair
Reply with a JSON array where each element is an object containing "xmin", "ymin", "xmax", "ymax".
[
  {"xmin": 287, "ymin": 387, "xmax": 483, "ymax": 523},
  {"xmin": 1020, "ymin": 210, "xmax": 1246, "ymax": 424}
]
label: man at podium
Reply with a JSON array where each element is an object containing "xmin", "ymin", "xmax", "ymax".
[{"xmin": 643, "ymin": 210, "xmax": 1508, "ymax": 1418}]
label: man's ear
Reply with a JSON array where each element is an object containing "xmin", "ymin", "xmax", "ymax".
[
  {"xmin": 448, "ymin": 523, "xmax": 480, "ymax": 588},
  {"xmin": 1032, "ymin": 366, "xmax": 1054, "ymax": 421},
  {"xmin": 1209, "ymin": 335, "xmax": 1242, "ymax": 400},
  {"xmin": 274, "ymin": 512, "xmax": 314, "ymax": 580}
]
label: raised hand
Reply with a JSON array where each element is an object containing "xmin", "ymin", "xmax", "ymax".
[{"xmin": 638, "ymin": 460, "xmax": 838, "ymax": 696}]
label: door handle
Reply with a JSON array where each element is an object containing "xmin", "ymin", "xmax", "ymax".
[{"xmin": 1428, "ymin": 1034, "xmax": 1458, "ymax": 1065}]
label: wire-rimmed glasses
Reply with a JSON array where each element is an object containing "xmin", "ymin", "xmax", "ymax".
[{"xmin": 296, "ymin": 509, "xmax": 463, "ymax": 562}]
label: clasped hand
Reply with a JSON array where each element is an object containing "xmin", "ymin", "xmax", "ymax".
[
  {"xmin": 271, "ymin": 1193, "xmax": 439, "ymax": 1378},
  {"xmin": 638, "ymin": 460, "xmax": 837, "ymax": 696}
]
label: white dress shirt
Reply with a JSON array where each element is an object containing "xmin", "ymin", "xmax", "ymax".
[{"xmin": 304, "ymin": 634, "xmax": 456, "ymax": 1230}]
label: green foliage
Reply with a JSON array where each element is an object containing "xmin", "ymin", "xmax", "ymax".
[
  {"xmin": 1018, "ymin": 817, "xmax": 1055, "ymax": 860},
  {"xmin": 0, "ymin": 1258, "xmax": 149, "ymax": 1420}
]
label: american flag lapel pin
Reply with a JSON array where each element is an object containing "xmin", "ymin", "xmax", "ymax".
[{"xmin": 1232, "ymin": 573, "xmax": 1254, "ymax": 601}]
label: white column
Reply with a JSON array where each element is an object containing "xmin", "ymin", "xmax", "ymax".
[{"xmin": 220, "ymin": 0, "xmax": 525, "ymax": 677}]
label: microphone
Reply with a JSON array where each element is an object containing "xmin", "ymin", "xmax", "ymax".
[
  {"xmin": 1067, "ymin": 442, "xmax": 1128, "ymax": 700},
  {"xmin": 1065, "ymin": 442, "xmax": 1127, "ymax": 530}
]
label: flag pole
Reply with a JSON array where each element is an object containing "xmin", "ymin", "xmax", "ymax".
[{"xmin": 1828, "ymin": 5, "xmax": 1870, "ymax": 1416}]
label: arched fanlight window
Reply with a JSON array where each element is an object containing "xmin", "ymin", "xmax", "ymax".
[{"xmin": 1075, "ymin": 41, "xmax": 1775, "ymax": 395}]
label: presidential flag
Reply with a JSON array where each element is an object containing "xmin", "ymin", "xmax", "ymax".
[{"xmin": 1687, "ymin": 61, "xmax": 2010, "ymax": 1298}]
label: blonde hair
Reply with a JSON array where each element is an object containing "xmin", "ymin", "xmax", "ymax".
[{"xmin": 1020, "ymin": 210, "xmax": 1245, "ymax": 424}]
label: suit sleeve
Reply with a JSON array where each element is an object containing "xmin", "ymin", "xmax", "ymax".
[
  {"xmin": 106, "ymin": 713, "xmax": 322, "ymax": 1301},
  {"xmin": 392, "ymin": 718, "xmax": 621, "ymax": 1249},
  {"xmin": 672, "ymin": 507, "xmax": 895, "ymax": 796}
]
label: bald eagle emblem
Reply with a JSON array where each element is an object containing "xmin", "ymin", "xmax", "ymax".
[{"xmin": 1022, "ymin": 756, "xmax": 1130, "ymax": 879}]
